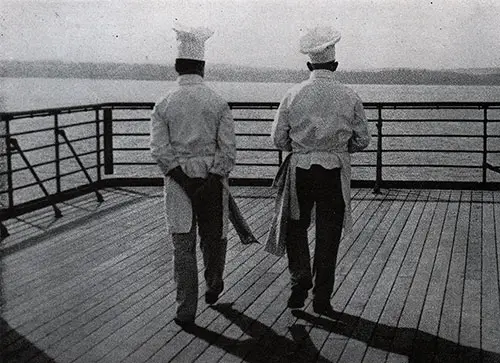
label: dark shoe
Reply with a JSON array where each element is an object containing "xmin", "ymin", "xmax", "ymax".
[
  {"xmin": 241, "ymin": 235, "xmax": 260, "ymax": 245},
  {"xmin": 205, "ymin": 291, "xmax": 220, "ymax": 305},
  {"xmin": 313, "ymin": 301, "xmax": 338, "ymax": 319},
  {"xmin": 174, "ymin": 317, "xmax": 195, "ymax": 330},
  {"xmin": 287, "ymin": 289, "xmax": 308, "ymax": 309}
]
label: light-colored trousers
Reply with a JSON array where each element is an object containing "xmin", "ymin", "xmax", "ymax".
[
  {"xmin": 172, "ymin": 229, "xmax": 227, "ymax": 320},
  {"xmin": 171, "ymin": 177, "xmax": 227, "ymax": 321}
]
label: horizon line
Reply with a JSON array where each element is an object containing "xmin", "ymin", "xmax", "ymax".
[{"xmin": 1, "ymin": 58, "xmax": 499, "ymax": 73}]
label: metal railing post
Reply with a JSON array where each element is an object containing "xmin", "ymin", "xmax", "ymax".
[
  {"xmin": 5, "ymin": 117, "xmax": 13, "ymax": 210},
  {"xmin": 95, "ymin": 109, "xmax": 102, "ymax": 182},
  {"xmin": 482, "ymin": 106, "xmax": 488, "ymax": 184},
  {"xmin": 1, "ymin": 115, "xmax": 11, "ymax": 237},
  {"xmin": 374, "ymin": 106, "xmax": 383, "ymax": 194},
  {"xmin": 54, "ymin": 113, "xmax": 61, "ymax": 193},
  {"xmin": 103, "ymin": 108, "xmax": 114, "ymax": 175}
]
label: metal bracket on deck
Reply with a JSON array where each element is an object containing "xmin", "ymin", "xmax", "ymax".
[
  {"xmin": 9, "ymin": 138, "xmax": 63, "ymax": 219},
  {"xmin": 57, "ymin": 129, "xmax": 104, "ymax": 203}
]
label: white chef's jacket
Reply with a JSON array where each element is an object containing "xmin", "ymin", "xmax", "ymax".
[
  {"xmin": 150, "ymin": 74, "xmax": 236, "ymax": 233},
  {"xmin": 270, "ymin": 69, "xmax": 371, "ymax": 233}
]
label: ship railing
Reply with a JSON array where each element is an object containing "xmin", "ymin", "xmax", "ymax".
[{"xmin": 1, "ymin": 101, "xmax": 499, "ymax": 237}]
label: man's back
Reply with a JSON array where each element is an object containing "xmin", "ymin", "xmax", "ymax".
[
  {"xmin": 153, "ymin": 74, "xmax": 230, "ymax": 161},
  {"xmin": 276, "ymin": 70, "xmax": 367, "ymax": 154}
]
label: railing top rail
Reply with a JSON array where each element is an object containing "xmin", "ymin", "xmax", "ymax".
[
  {"xmin": 1, "ymin": 104, "xmax": 102, "ymax": 121},
  {"xmin": 0, "ymin": 102, "xmax": 156, "ymax": 121},
  {"xmin": 229, "ymin": 101, "xmax": 500, "ymax": 108},
  {"xmin": 363, "ymin": 102, "xmax": 500, "ymax": 109},
  {"xmin": 2, "ymin": 101, "xmax": 500, "ymax": 121}
]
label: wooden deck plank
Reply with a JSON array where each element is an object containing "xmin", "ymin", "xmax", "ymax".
[
  {"xmin": 337, "ymin": 190, "xmax": 431, "ymax": 362},
  {"xmin": 421, "ymin": 190, "xmax": 457, "ymax": 330},
  {"xmin": 2, "ymin": 187, "xmax": 500, "ymax": 363},
  {"xmin": 407, "ymin": 190, "xmax": 452, "ymax": 361},
  {"xmin": 459, "ymin": 191, "xmax": 483, "ymax": 362},
  {"xmin": 434, "ymin": 190, "xmax": 469, "ymax": 361},
  {"xmin": 368, "ymin": 189, "xmax": 430, "ymax": 362},
  {"xmin": 348, "ymin": 189, "xmax": 423, "ymax": 362},
  {"xmin": 52, "ymin": 273, "xmax": 172, "ymax": 362},
  {"xmin": 386, "ymin": 190, "xmax": 441, "ymax": 363},
  {"xmin": 330, "ymin": 190, "xmax": 396, "ymax": 318},
  {"xmin": 414, "ymin": 190, "xmax": 457, "ymax": 356},
  {"xmin": 334, "ymin": 190, "xmax": 389, "ymax": 286},
  {"xmin": 347, "ymin": 190, "xmax": 412, "ymax": 316},
  {"xmin": 337, "ymin": 190, "xmax": 410, "ymax": 363},
  {"xmin": 481, "ymin": 191, "xmax": 500, "ymax": 356}
]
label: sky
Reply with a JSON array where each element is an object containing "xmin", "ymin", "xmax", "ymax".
[{"xmin": 1, "ymin": 0, "xmax": 499, "ymax": 70}]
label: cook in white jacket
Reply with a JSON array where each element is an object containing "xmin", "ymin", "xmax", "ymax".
[
  {"xmin": 150, "ymin": 23, "xmax": 236, "ymax": 326},
  {"xmin": 270, "ymin": 26, "xmax": 371, "ymax": 317}
]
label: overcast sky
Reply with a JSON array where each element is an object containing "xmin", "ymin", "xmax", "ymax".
[{"xmin": 1, "ymin": 0, "xmax": 499, "ymax": 70}]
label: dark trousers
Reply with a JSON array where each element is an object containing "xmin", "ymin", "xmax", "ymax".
[
  {"xmin": 286, "ymin": 165, "xmax": 345, "ymax": 302},
  {"xmin": 172, "ymin": 177, "xmax": 226, "ymax": 320}
]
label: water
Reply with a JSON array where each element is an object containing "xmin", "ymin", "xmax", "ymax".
[
  {"xmin": 2, "ymin": 77, "xmax": 500, "ymax": 112},
  {"xmin": 1, "ymin": 77, "xmax": 500, "ymax": 206}
]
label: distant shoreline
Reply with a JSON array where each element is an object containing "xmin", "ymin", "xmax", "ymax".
[{"xmin": 2, "ymin": 60, "xmax": 500, "ymax": 85}]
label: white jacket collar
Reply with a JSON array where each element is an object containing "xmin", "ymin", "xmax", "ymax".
[
  {"xmin": 309, "ymin": 69, "xmax": 337, "ymax": 80},
  {"xmin": 177, "ymin": 74, "xmax": 204, "ymax": 85}
]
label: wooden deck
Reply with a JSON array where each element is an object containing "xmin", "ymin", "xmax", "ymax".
[{"xmin": 1, "ymin": 186, "xmax": 499, "ymax": 363}]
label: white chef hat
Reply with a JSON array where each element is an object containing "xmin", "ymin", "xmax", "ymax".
[
  {"xmin": 299, "ymin": 26, "xmax": 341, "ymax": 63},
  {"xmin": 173, "ymin": 22, "xmax": 214, "ymax": 61}
]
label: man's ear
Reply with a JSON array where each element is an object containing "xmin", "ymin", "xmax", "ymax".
[{"xmin": 306, "ymin": 61, "xmax": 314, "ymax": 72}]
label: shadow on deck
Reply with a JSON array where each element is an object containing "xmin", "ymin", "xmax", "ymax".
[{"xmin": 1, "ymin": 186, "xmax": 499, "ymax": 363}]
